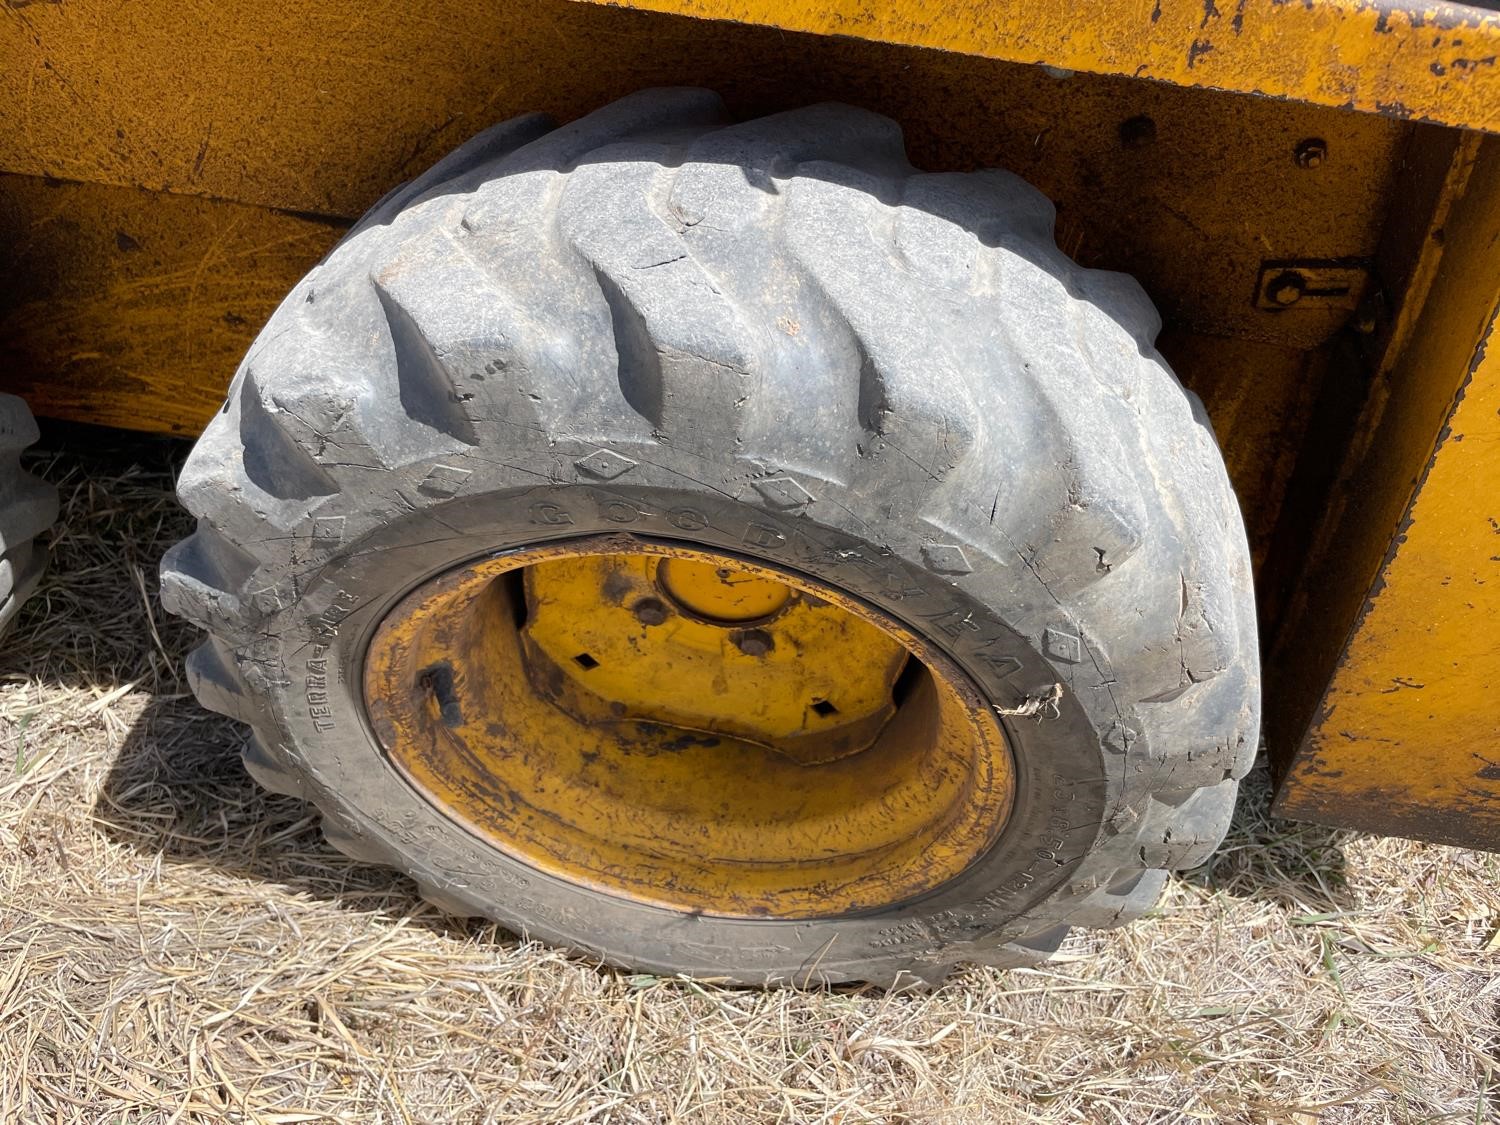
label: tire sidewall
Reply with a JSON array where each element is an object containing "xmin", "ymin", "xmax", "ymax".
[{"xmin": 258, "ymin": 453, "xmax": 1113, "ymax": 980}]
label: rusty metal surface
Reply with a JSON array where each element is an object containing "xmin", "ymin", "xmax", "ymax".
[
  {"xmin": 364, "ymin": 535, "xmax": 1014, "ymax": 918},
  {"xmin": 0, "ymin": 175, "xmax": 343, "ymax": 434},
  {"xmin": 1, "ymin": 0, "xmax": 1410, "ymax": 339},
  {"xmin": 0, "ymin": 3, "xmax": 1416, "ymax": 577},
  {"xmin": 522, "ymin": 553, "xmax": 909, "ymax": 763},
  {"xmin": 1269, "ymin": 135, "xmax": 1500, "ymax": 849},
  {"xmin": 568, "ymin": 0, "xmax": 1500, "ymax": 133},
  {"xmin": 8, "ymin": 0, "xmax": 1498, "ymax": 846}
]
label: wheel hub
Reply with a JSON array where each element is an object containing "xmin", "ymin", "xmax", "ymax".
[
  {"xmin": 521, "ymin": 552, "xmax": 909, "ymax": 764},
  {"xmin": 363, "ymin": 535, "xmax": 1014, "ymax": 918}
]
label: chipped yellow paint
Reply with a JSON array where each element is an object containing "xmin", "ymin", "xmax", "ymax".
[
  {"xmin": 363, "ymin": 536, "xmax": 1014, "ymax": 918},
  {"xmin": 523, "ymin": 554, "xmax": 908, "ymax": 763},
  {"xmin": 1275, "ymin": 138, "xmax": 1500, "ymax": 848},
  {"xmin": 570, "ymin": 0, "xmax": 1500, "ymax": 133},
  {"xmin": 1279, "ymin": 305, "xmax": 1500, "ymax": 845},
  {"xmin": 7, "ymin": 0, "xmax": 1497, "ymax": 849},
  {"xmin": 1, "ymin": 0, "xmax": 1420, "ymax": 557},
  {"xmin": 0, "ymin": 175, "xmax": 342, "ymax": 434},
  {"xmin": 656, "ymin": 556, "xmax": 793, "ymax": 622}
]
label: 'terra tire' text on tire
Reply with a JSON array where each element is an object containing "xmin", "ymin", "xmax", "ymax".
[
  {"xmin": 0, "ymin": 394, "xmax": 57, "ymax": 639},
  {"xmin": 161, "ymin": 89, "xmax": 1260, "ymax": 987}
]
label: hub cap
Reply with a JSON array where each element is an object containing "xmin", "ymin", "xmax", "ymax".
[{"xmin": 364, "ymin": 535, "xmax": 1014, "ymax": 918}]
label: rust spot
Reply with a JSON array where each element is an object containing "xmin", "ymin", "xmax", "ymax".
[
  {"xmin": 1118, "ymin": 115, "xmax": 1157, "ymax": 149},
  {"xmin": 419, "ymin": 661, "xmax": 464, "ymax": 728}
]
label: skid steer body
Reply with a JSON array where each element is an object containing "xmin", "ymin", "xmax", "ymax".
[{"xmin": 2, "ymin": 0, "xmax": 1497, "ymax": 848}]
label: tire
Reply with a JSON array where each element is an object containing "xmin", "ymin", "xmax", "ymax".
[
  {"xmin": 160, "ymin": 89, "xmax": 1259, "ymax": 987},
  {"xmin": 0, "ymin": 394, "xmax": 56, "ymax": 638}
]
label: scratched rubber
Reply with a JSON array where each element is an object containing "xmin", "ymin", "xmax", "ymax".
[
  {"xmin": 160, "ymin": 90, "xmax": 1260, "ymax": 987},
  {"xmin": 0, "ymin": 394, "xmax": 57, "ymax": 638}
]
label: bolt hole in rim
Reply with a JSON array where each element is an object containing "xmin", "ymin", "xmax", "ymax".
[{"xmin": 363, "ymin": 536, "xmax": 1015, "ymax": 919}]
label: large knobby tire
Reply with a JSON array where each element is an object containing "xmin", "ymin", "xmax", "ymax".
[
  {"xmin": 0, "ymin": 394, "xmax": 56, "ymax": 638},
  {"xmin": 161, "ymin": 90, "xmax": 1259, "ymax": 988}
]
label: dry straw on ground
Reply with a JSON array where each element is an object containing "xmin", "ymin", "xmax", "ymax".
[{"xmin": 2, "ymin": 433, "xmax": 1496, "ymax": 1124}]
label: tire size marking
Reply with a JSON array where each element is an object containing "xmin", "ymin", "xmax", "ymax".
[
  {"xmin": 306, "ymin": 644, "xmax": 335, "ymax": 732},
  {"xmin": 530, "ymin": 503, "xmax": 574, "ymax": 525},
  {"xmin": 305, "ymin": 589, "xmax": 359, "ymax": 732},
  {"xmin": 311, "ymin": 589, "xmax": 360, "ymax": 640},
  {"xmin": 979, "ymin": 783, "xmax": 1081, "ymax": 908}
]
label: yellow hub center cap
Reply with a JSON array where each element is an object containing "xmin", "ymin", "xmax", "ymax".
[
  {"xmin": 522, "ymin": 552, "xmax": 908, "ymax": 763},
  {"xmin": 363, "ymin": 535, "xmax": 1015, "ymax": 918},
  {"xmin": 656, "ymin": 557, "xmax": 794, "ymax": 622}
]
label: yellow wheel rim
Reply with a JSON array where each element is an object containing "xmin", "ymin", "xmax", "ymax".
[{"xmin": 364, "ymin": 535, "xmax": 1015, "ymax": 918}]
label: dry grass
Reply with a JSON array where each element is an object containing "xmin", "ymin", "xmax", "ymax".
[{"xmin": 1, "ymin": 431, "xmax": 1497, "ymax": 1125}]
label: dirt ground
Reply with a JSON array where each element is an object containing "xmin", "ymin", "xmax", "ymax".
[{"xmin": 1, "ymin": 432, "xmax": 1496, "ymax": 1124}]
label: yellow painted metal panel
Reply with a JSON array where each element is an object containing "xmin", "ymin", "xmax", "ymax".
[
  {"xmin": 364, "ymin": 538, "xmax": 1014, "ymax": 917},
  {"xmin": 572, "ymin": 0, "xmax": 1500, "ymax": 133},
  {"xmin": 0, "ymin": 175, "xmax": 343, "ymax": 434},
  {"xmin": 523, "ymin": 553, "xmax": 908, "ymax": 761},
  {"xmin": 1279, "ymin": 304, "xmax": 1500, "ymax": 845},
  {"xmin": 2, "ymin": 17, "xmax": 1410, "ymax": 572},
  {"xmin": 0, "ymin": 0, "xmax": 1414, "ymax": 227},
  {"xmin": 1275, "ymin": 139, "xmax": 1500, "ymax": 848}
]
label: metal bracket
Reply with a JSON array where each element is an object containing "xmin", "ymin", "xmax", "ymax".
[{"xmin": 1255, "ymin": 258, "xmax": 1372, "ymax": 311}]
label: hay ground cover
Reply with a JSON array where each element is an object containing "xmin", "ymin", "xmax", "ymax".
[{"xmin": 2, "ymin": 432, "xmax": 1496, "ymax": 1123}]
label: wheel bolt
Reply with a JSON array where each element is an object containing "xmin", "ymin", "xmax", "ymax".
[
  {"xmin": 1267, "ymin": 270, "xmax": 1306, "ymax": 307},
  {"xmin": 1294, "ymin": 138, "xmax": 1327, "ymax": 168},
  {"xmin": 633, "ymin": 598, "xmax": 668, "ymax": 626},
  {"xmin": 734, "ymin": 629, "xmax": 774, "ymax": 656}
]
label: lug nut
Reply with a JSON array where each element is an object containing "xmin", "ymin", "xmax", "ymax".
[
  {"xmin": 1294, "ymin": 138, "xmax": 1327, "ymax": 169},
  {"xmin": 734, "ymin": 629, "xmax": 774, "ymax": 657},
  {"xmin": 633, "ymin": 598, "xmax": 668, "ymax": 626},
  {"xmin": 1267, "ymin": 270, "xmax": 1306, "ymax": 307},
  {"xmin": 1118, "ymin": 114, "xmax": 1157, "ymax": 150}
]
